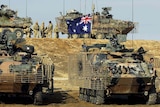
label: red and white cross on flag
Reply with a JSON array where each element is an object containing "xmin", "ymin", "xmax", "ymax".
[{"xmin": 80, "ymin": 15, "xmax": 92, "ymax": 24}]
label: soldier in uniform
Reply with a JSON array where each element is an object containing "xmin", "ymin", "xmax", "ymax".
[
  {"xmin": 148, "ymin": 58, "xmax": 155, "ymax": 74},
  {"xmin": 53, "ymin": 24, "xmax": 59, "ymax": 38},
  {"xmin": 24, "ymin": 27, "xmax": 32, "ymax": 38},
  {"xmin": 33, "ymin": 22, "xmax": 40, "ymax": 38},
  {"xmin": 46, "ymin": 21, "xmax": 53, "ymax": 38},
  {"xmin": 40, "ymin": 22, "xmax": 46, "ymax": 38}
]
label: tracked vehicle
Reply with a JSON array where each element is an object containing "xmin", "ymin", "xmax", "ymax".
[
  {"xmin": 68, "ymin": 34, "xmax": 160, "ymax": 104},
  {"xmin": 0, "ymin": 32, "xmax": 54, "ymax": 105},
  {"xmin": 55, "ymin": 7, "xmax": 134, "ymax": 39},
  {"xmin": 0, "ymin": 4, "xmax": 32, "ymax": 38}
]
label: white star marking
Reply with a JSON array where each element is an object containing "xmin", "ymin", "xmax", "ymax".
[
  {"xmin": 73, "ymin": 29, "xmax": 76, "ymax": 32},
  {"xmin": 83, "ymin": 25, "xmax": 88, "ymax": 32}
]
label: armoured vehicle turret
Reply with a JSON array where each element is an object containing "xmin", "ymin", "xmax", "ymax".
[
  {"xmin": 0, "ymin": 32, "xmax": 54, "ymax": 105},
  {"xmin": 0, "ymin": 4, "xmax": 32, "ymax": 38},
  {"xmin": 68, "ymin": 34, "xmax": 160, "ymax": 104},
  {"xmin": 55, "ymin": 7, "xmax": 134, "ymax": 39}
]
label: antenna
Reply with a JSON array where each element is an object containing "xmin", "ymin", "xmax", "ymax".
[
  {"xmin": 26, "ymin": 0, "xmax": 28, "ymax": 17},
  {"xmin": 63, "ymin": 0, "xmax": 65, "ymax": 15},
  {"xmin": 8, "ymin": 0, "xmax": 10, "ymax": 8},
  {"xmin": 96, "ymin": 0, "xmax": 98, "ymax": 12}
]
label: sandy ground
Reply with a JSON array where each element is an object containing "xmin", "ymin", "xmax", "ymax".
[{"xmin": 0, "ymin": 78, "xmax": 160, "ymax": 107}]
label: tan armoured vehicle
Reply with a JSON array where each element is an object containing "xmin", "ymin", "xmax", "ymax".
[
  {"xmin": 55, "ymin": 7, "xmax": 134, "ymax": 39},
  {"xmin": 68, "ymin": 34, "xmax": 160, "ymax": 105},
  {"xmin": 0, "ymin": 32, "xmax": 54, "ymax": 105},
  {"xmin": 0, "ymin": 4, "xmax": 32, "ymax": 38}
]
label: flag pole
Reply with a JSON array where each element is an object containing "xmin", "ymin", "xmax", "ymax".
[
  {"xmin": 132, "ymin": 0, "xmax": 134, "ymax": 47},
  {"xmin": 80, "ymin": 0, "xmax": 81, "ymax": 13},
  {"xmin": 85, "ymin": 0, "xmax": 86, "ymax": 14}
]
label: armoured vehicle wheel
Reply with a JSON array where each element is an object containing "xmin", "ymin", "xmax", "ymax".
[
  {"xmin": 72, "ymin": 34, "xmax": 79, "ymax": 39},
  {"xmin": 14, "ymin": 29, "xmax": 24, "ymax": 38},
  {"xmin": 147, "ymin": 93, "xmax": 157, "ymax": 105},
  {"xmin": 146, "ymin": 87, "xmax": 157, "ymax": 105},
  {"xmin": 83, "ymin": 34, "xmax": 90, "ymax": 38},
  {"xmin": 95, "ymin": 34, "xmax": 105, "ymax": 39},
  {"xmin": 2, "ymin": 29, "xmax": 11, "ymax": 36},
  {"xmin": 33, "ymin": 91, "xmax": 43, "ymax": 105}
]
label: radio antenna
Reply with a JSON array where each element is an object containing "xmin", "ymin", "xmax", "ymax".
[
  {"xmin": 8, "ymin": 0, "xmax": 10, "ymax": 8},
  {"xmin": 26, "ymin": 0, "xmax": 28, "ymax": 17},
  {"xmin": 63, "ymin": 0, "xmax": 65, "ymax": 15}
]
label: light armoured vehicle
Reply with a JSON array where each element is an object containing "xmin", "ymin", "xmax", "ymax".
[
  {"xmin": 55, "ymin": 7, "xmax": 134, "ymax": 39},
  {"xmin": 0, "ymin": 4, "xmax": 32, "ymax": 38},
  {"xmin": 0, "ymin": 32, "xmax": 54, "ymax": 105},
  {"xmin": 68, "ymin": 34, "xmax": 160, "ymax": 104}
]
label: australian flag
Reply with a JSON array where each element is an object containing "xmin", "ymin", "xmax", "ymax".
[{"xmin": 66, "ymin": 15, "xmax": 92, "ymax": 34}]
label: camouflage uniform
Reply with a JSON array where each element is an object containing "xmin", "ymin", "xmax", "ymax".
[
  {"xmin": 148, "ymin": 58, "xmax": 154, "ymax": 74},
  {"xmin": 53, "ymin": 24, "xmax": 59, "ymax": 38},
  {"xmin": 40, "ymin": 22, "xmax": 46, "ymax": 38},
  {"xmin": 24, "ymin": 27, "xmax": 32, "ymax": 38},
  {"xmin": 33, "ymin": 22, "xmax": 40, "ymax": 38},
  {"xmin": 46, "ymin": 21, "xmax": 53, "ymax": 38}
]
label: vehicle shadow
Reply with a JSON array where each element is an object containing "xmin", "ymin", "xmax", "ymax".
[{"xmin": 0, "ymin": 88, "xmax": 78, "ymax": 105}]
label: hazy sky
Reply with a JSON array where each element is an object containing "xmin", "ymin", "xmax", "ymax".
[{"xmin": 0, "ymin": 0, "xmax": 160, "ymax": 40}]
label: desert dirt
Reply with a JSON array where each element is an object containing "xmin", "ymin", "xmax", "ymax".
[{"xmin": 1, "ymin": 38, "xmax": 160, "ymax": 107}]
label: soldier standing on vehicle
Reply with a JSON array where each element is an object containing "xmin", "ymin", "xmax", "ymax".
[
  {"xmin": 53, "ymin": 24, "xmax": 59, "ymax": 38},
  {"xmin": 40, "ymin": 22, "xmax": 46, "ymax": 38},
  {"xmin": 46, "ymin": 21, "xmax": 53, "ymax": 38},
  {"xmin": 33, "ymin": 22, "xmax": 40, "ymax": 38},
  {"xmin": 148, "ymin": 58, "xmax": 155, "ymax": 75}
]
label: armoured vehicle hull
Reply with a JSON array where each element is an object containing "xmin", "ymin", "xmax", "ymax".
[
  {"xmin": 55, "ymin": 7, "xmax": 134, "ymax": 39},
  {"xmin": 0, "ymin": 4, "xmax": 32, "ymax": 38},
  {"xmin": 0, "ymin": 32, "xmax": 54, "ymax": 105},
  {"xmin": 69, "ymin": 51, "xmax": 160, "ymax": 105}
]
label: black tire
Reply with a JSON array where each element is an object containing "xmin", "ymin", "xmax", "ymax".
[
  {"xmin": 14, "ymin": 28, "xmax": 24, "ymax": 38},
  {"xmin": 95, "ymin": 33, "xmax": 105, "ymax": 39},
  {"xmin": 71, "ymin": 34, "xmax": 79, "ymax": 39},
  {"xmin": 147, "ymin": 93, "xmax": 157, "ymax": 105},
  {"xmin": 2, "ymin": 29, "xmax": 11, "ymax": 35},
  {"xmin": 146, "ymin": 87, "xmax": 157, "ymax": 105},
  {"xmin": 33, "ymin": 91, "xmax": 43, "ymax": 105}
]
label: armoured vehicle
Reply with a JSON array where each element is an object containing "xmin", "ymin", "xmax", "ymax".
[
  {"xmin": 68, "ymin": 35, "xmax": 160, "ymax": 104},
  {"xmin": 55, "ymin": 7, "xmax": 134, "ymax": 39},
  {"xmin": 0, "ymin": 32, "xmax": 54, "ymax": 105},
  {"xmin": 0, "ymin": 4, "xmax": 32, "ymax": 38}
]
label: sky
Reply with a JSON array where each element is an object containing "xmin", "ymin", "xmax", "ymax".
[{"xmin": 0, "ymin": 0, "xmax": 160, "ymax": 40}]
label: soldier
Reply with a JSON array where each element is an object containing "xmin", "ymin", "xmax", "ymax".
[
  {"xmin": 53, "ymin": 24, "xmax": 59, "ymax": 38},
  {"xmin": 40, "ymin": 22, "xmax": 46, "ymax": 38},
  {"xmin": 24, "ymin": 27, "xmax": 32, "ymax": 38},
  {"xmin": 82, "ymin": 42, "xmax": 87, "ymax": 52},
  {"xmin": 33, "ymin": 22, "xmax": 40, "ymax": 38},
  {"xmin": 46, "ymin": 21, "xmax": 53, "ymax": 38},
  {"xmin": 148, "ymin": 58, "xmax": 155, "ymax": 74}
]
